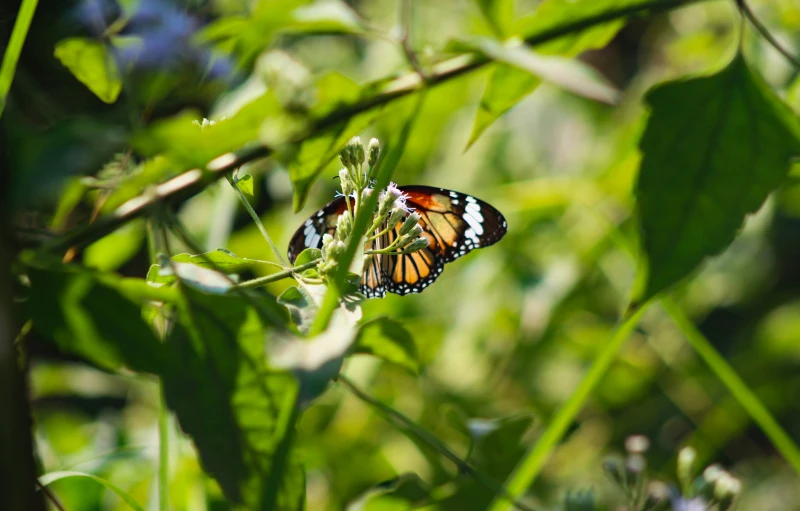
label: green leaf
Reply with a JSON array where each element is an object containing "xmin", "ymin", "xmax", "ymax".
[
  {"xmin": 172, "ymin": 248, "xmax": 276, "ymax": 273},
  {"xmin": 347, "ymin": 473, "xmax": 430, "ymax": 511},
  {"xmin": 54, "ymin": 37, "xmax": 122, "ymax": 103},
  {"xmin": 287, "ymin": 112, "xmax": 375, "ymax": 211},
  {"xmin": 84, "ymin": 219, "xmax": 144, "ymax": 272},
  {"xmin": 162, "ymin": 288, "xmax": 304, "ymax": 509},
  {"xmin": 39, "ymin": 471, "xmax": 144, "ymax": 511},
  {"xmin": 474, "ymin": 0, "xmax": 514, "ymax": 38},
  {"xmin": 635, "ymin": 54, "xmax": 800, "ymax": 303},
  {"xmin": 352, "ymin": 317, "xmax": 419, "ymax": 374},
  {"xmin": 469, "ymin": 0, "xmax": 638, "ymax": 146},
  {"xmin": 295, "ymin": 248, "xmax": 322, "ymax": 266},
  {"xmin": 469, "ymin": 38, "xmax": 619, "ymax": 104},
  {"xmin": 236, "ymin": 173, "xmax": 254, "ymax": 197},
  {"xmin": 288, "ymin": 0, "xmax": 366, "ymax": 34},
  {"xmin": 26, "ymin": 266, "xmax": 168, "ymax": 374}
]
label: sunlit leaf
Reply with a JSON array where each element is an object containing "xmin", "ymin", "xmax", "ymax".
[
  {"xmin": 469, "ymin": 0, "xmax": 640, "ymax": 146},
  {"xmin": 346, "ymin": 473, "xmax": 429, "ymax": 511},
  {"xmin": 84, "ymin": 220, "xmax": 145, "ymax": 272},
  {"xmin": 54, "ymin": 37, "xmax": 122, "ymax": 103},
  {"xmin": 288, "ymin": 0, "xmax": 366, "ymax": 34},
  {"xmin": 162, "ymin": 288, "xmax": 303, "ymax": 509},
  {"xmin": 469, "ymin": 38, "xmax": 619, "ymax": 104},
  {"xmin": 39, "ymin": 471, "xmax": 144, "ymax": 511},
  {"xmin": 26, "ymin": 266, "xmax": 168, "ymax": 374},
  {"xmin": 635, "ymin": 54, "xmax": 800, "ymax": 303},
  {"xmin": 236, "ymin": 173, "xmax": 254, "ymax": 197},
  {"xmin": 352, "ymin": 317, "xmax": 419, "ymax": 374},
  {"xmin": 474, "ymin": 0, "xmax": 514, "ymax": 38}
]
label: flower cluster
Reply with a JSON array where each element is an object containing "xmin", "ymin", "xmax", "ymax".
[
  {"xmin": 315, "ymin": 137, "xmax": 428, "ymax": 283},
  {"xmin": 590, "ymin": 438, "xmax": 741, "ymax": 511}
]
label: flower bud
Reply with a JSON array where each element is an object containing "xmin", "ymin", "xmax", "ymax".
[
  {"xmin": 625, "ymin": 435, "xmax": 650, "ymax": 454},
  {"xmin": 321, "ymin": 233, "xmax": 335, "ymax": 256},
  {"xmin": 367, "ymin": 138, "xmax": 380, "ymax": 167},
  {"xmin": 399, "ymin": 212, "xmax": 421, "ymax": 236},
  {"xmin": 339, "ymin": 148, "xmax": 351, "ymax": 168},
  {"xmin": 345, "ymin": 136, "xmax": 365, "ymax": 165},
  {"xmin": 602, "ymin": 456, "xmax": 625, "ymax": 488},
  {"xmin": 329, "ymin": 240, "xmax": 346, "ymax": 260},
  {"xmin": 387, "ymin": 208, "xmax": 406, "ymax": 229},
  {"xmin": 402, "ymin": 237, "xmax": 429, "ymax": 254},
  {"xmin": 339, "ymin": 168, "xmax": 353, "ymax": 196},
  {"xmin": 378, "ymin": 185, "xmax": 403, "ymax": 219},
  {"xmin": 714, "ymin": 472, "xmax": 741, "ymax": 510},
  {"xmin": 337, "ymin": 211, "xmax": 353, "ymax": 240},
  {"xmin": 677, "ymin": 446, "xmax": 697, "ymax": 486}
]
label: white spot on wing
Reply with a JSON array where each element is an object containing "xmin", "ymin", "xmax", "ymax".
[{"xmin": 463, "ymin": 210, "xmax": 484, "ymax": 236}]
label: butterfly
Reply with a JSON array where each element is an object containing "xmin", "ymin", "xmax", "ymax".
[{"xmin": 287, "ymin": 185, "xmax": 507, "ymax": 298}]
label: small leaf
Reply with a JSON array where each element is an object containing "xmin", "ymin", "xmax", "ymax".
[
  {"xmin": 54, "ymin": 37, "xmax": 122, "ymax": 103},
  {"xmin": 295, "ymin": 248, "xmax": 322, "ymax": 266},
  {"xmin": 346, "ymin": 473, "xmax": 430, "ymax": 511},
  {"xmin": 39, "ymin": 471, "xmax": 144, "ymax": 511},
  {"xmin": 470, "ymin": 38, "xmax": 619, "ymax": 104},
  {"xmin": 236, "ymin": 173, "xmax": 254, "ymax": 196},
  {"xmin": 26, "ymin": 266, "xmax": 168, "ymax": 374},
  {"xmin": 635, "ymin": 53, "xmax": 800, "ymax": 303},
  {"xmin": 84, "ymin": 220, "xmax": 145, "ymax": 272},
  {"xmin": 352, "ymin": 317, "xmax": 419, "ymax": 374},
  {"xmin": 288, "ymin": 0, "xmax": 366, "ymax": 34}
]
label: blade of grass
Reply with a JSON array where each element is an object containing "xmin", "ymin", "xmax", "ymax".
[
  {"xmin": 487, "ymin": 304, "xmax": 649, "ymax": 511},
  {"xmin": 660, "ymin": 297, "xmax": 800, "ymax": 474},
  {"xmin": 0, "ymin": 0, "xmax": 38, "ymax": 117},
  {"xmin": 38, "ymin": 471, "xmax": 145, "ymax": 511}
]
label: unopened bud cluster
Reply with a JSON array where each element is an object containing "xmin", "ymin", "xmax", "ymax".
[{"xmin": 316, "ymin": 137, "xmax": 429, "ymax": 288}]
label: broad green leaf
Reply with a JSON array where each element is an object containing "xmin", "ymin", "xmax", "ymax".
[
  {"xmin": 469, "ymin": 38, "xmax": 619, "ymax": 104},
  {"xmin": 162, "ymin": 288, "xmax": 304, "ymax": 509},
  {"xmin": 236, "ymin": 173, "xmax": 254, "ymax": 197},
  {"xmin": 26, "ymin": 266, "xmax": 168, "ymax": 374},
  {"xmin": 84, "ymin": 220, "xmax": 144, "ymax": 272},
  {"xmin": 352, "ymin": 317, "xmax": 419, "ymax": 374},
  {"xmin": 39, "ymin": 471, "xmax": 144, "ymax": 511},
  {"xmin": 474, "ymin": 0, "xmax": 514, "ymax": 38},
  {"xmin": 54, "ymin": 37, "xmax": 122, "ymax": 103},
  {"xmin": 172, "ymin": 249, "xmax": 276, "ymax": 273},
  {"xmin": 469, "ymin": 0, "xmax": 641, "ymax": 146},
  {"xmin": 635, "ymin": 54, "xmax": 800, "ymax": 303}
]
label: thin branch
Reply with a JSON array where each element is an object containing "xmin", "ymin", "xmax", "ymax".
[
  {"xmin": 228, "ymin": 260, "xmax": 319, "ymax": 291},
  {"xmin": 739, "ymin": 0, "xmax": 800, "ymax": 69},
  {"xmin": 400, "ymin": 0, "xmax": 427, "ymax": 79},
  {"xmin": 35, "ymin": 480, "xmax": 65, "ymax": 511},
  {"xmin": 338, "ymin": 375, "xmax": 537, "ymax": 511},
  {"xmin": 226, "ymin": 173, "xmax": 288, "ymax": 267},
  {"xmin": 42, "ymin": 0, "xmax": 708, "ymax": 254}
]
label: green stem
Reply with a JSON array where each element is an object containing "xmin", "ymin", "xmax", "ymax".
[
  {"xmin": 158, "ymin": 386, "xmax": 169, "ymax": 511},
  {"xmin": 0, "ymin": 0, "xmax": 38, "ymax": 117},
  {"xmin": 338, "ymin": 375, "xmax": 535, "ymax": 511},
  {"xmin": 227, "ymin": 174, "xmax": 287, "ymax": 267},
  {"xmin": 227, "ymin": 260, "xmax": 319, "ymax": 292},
  {"xmin": 661, "ymin": 297, "xmax": 800, "ymax": 474},
  {"xmin": 488, "ymin": 305, "xmax": 649, "ymax": 511}
]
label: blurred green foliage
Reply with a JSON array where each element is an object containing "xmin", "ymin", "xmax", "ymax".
[{"xmin": 4, "ymin": 0, "xmax": 800, "ymax": 510}]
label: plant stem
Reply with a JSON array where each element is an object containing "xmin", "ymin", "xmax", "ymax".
[
  {"xmin": 227, "ymin": 175, "xmax": 287, "ymax": 267},
  {"xmin": 158, "ymin": 386, "xmax": 169, "ymax": 511},
  {"xmin": 338, "ymin": 375, "xmax": 535, "ymax": 511},
  {"xmin": 227, "ymin": 260, "xmax": 319, "ymax": 292},
  {"xmin": 739, "ymin": 0, "xmax": 800, "ymax": 69},
  {"xmin": 0, "ymin": 0, "xmax": 38, "ymax": 117},
  {"xmin": 661, "ymin": 297, "xmax": 800, "ymax": 474},
  {"xmin": 488, "ymin": 305, "xmax": 649, "ymax": 511}
]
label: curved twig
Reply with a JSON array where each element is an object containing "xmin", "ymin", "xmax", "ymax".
[{"xmin": 739, "ymin": 0, "xmax": 800, "ymax": 69}]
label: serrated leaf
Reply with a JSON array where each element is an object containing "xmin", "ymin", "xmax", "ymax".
[
  {"xmin": 352, "ymin": 317, "xmax": 419, "ymax": 374},
  {"xmin": 469, "ymin": 0, "xmax": 641, "ymax": 146},
  {"xmin": 470, "ymin": 38, "xmax": 619, "ymax": 104},
  {"xmin": 162, "ymin": 288, "xmax": 304, "ymax": 509},
  {"xmin": 635, "ymin": 54, "xmax": 800, "ymax": 303},
  {"xmin": 54, "ymin": 37, "xmax": 122, "ymax": 103},
  {"xmin": 26, "ymin": 266, "xmax": 168, "ymax": 374}
]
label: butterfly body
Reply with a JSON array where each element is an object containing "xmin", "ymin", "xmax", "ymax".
[{"xmin": 288, "ymin": 185, "xmax": 507, "ymax": 298}]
